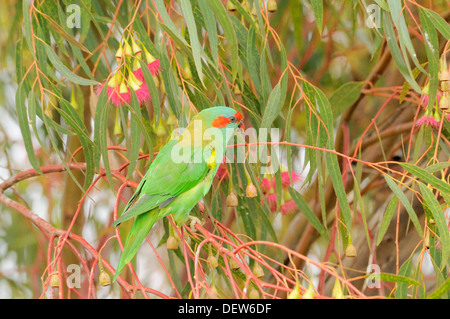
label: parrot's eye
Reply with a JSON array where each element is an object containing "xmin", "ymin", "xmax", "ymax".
[{"xmin": 229, "ymin": 116, "xmax": 237, "ymax": 123}]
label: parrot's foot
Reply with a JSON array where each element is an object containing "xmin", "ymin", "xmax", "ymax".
[{"xmin": 186, "ymin": 216, "xmax": 204, "ymax": 231}]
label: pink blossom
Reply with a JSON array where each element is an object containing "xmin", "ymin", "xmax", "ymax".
[
  {"xmin": 260, "ymin": 177, "xmax": 273, "ymax": 193},
  {"xmin": 97, "ymin": 70, "xmax": 153, "ymax": 107},
  {"xmin": 260, "ymin": 171, "xmax": 302, "ymax": 193},
  {"xmin": 259, "ymin": 171, "xmax": 302, "ymax": 213},
  {"xmin": 134, "ymin": 60, "xmax": 161, "ymax": 82},
  {"xmin": 422, "ymin": 91, "xmax": 442, "ymax": 108},
  {"xmin": 281, "ymin": 171, "xmax": 302, "ymax": 188},
  {"xmin": 416, "ymin": 115, "xmax": 440, "ymax": 130},
  {"xmin": 96, "ymin": 83, "xmax": 130, "ymax": 107},
  {"xmin": 266, "ymin": 193, "xmax": 277, "ymax": 212},
  {"xmin": 134, "ymin": 80, "xmax": 151, "ymax": 104},
  {"xmin": 280, "ymin": 200, "xmax": 298, "ymax": 215}
]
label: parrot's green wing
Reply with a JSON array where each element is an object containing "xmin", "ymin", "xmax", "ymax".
[
  {"xmin": 112, "ymin": 139, "xmax": 213, "ymax": 282},
  {"xmin": 112, "ymin": 138, "xmax": 212, "ymax": 227}
]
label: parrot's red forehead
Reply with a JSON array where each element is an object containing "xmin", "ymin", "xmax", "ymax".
[
  {"xmin": 212, "ymin": 111, "xmax": 244, "ymax": 128},
  {"xmin": 234, "ymin": 111, "xmax": 243, "ymax": 122}
]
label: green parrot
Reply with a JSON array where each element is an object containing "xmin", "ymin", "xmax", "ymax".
[{"xmin": 112, "ymin": 106, "xmax": 244, "ymax": 281}]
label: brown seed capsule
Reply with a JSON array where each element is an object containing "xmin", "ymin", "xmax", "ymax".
[
  {"xmin": 207, "ymin": 255, "xmax": 219, "ymax": 269},
  {"xmin": 246, "ymin": 183, "xmax": 258, "ymax": 198},
  {"xmin": 439, "ymin": 69, "xmax": 450, "ymax": 82},
  {"xmin": 226, "ymin": 192, "xmax": 238, "ymax": 207},
  {"xmin": 345, "ymin": 243, "xmax": 357, "ymax": 257},
  {"xmin": 99, "ymin": 270, "xmax": 111, "ymax": 287},
  {"xmin": 50, "ymin": 273, "xmax": 60, "ymax": 288},
  {"xmin": 424, "ymin": 233, "xmax": 430, "ymax": 249},
  {"xmin": 226, "ymin": 0, "xmax": 237, "ymax": 12},
  {"xmin": 167, "ymin": 235, "xmax": 179, "ymax": 250},
  {"xmin": 229, "ymin": 258, "xmax": 240, "ymax": 270},
  {"xmin": 248, "ymin": 288, "xmax": 260, "ymax": 299},
  {"xmin": 439, "ymin": 92, "xmax": 449, "ymax": 111},
  {"xmin": 267, "ymin": 0, "xmax": 277, "ymax": 12},
  {"xmin": 441, "ymin": 80, "xmax": 450, "ymax": 92},
  {"xmin": 252, "ymin": 263, "xmax": 264, "ymax": 278}
]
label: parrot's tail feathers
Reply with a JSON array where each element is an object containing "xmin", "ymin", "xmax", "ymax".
[{"xmin": 112, "ymin": 212, "xmax": 159, "ymax": 282}]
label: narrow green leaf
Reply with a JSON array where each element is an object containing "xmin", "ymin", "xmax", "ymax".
[
  {"xmin": 378, "ymin": 273, "xmax": 421, "ymax": 286},
  {"xmin": 425, "ymin": 162, "xmax": 450, "ymax": 173},
  {"xmin": 279, "ymin": 44, "xmax": 288, "ymax": 105},
  {"xmin": 312, "ymin": 83, "xmax": 353, "ymax": 232},
  {"xmin": 26, "ymin": 91, "xmax": 44, "ymax": 149},
  {"xmin": 71, "ymin": 44, "xmax": 96, "ymax": 81},
  {"xmin": 310, "ymin": 0, "xmax": 323, "ymax": 35},
  {"xmin": 197, "ymin": 0, "xmax": 218, "ymax": 64},
  {"xmin": 126, "ymin": 91, "xmax": 142, "ymax": 180},
  {"xmin": 160, "ymin": 54, "xmax": 182, "ymax": 123},
  {"xmin": 44, "ymin": 43, "xmax": 98, "ymax": 85},
  {"xmin": 247, "ymin": 26, "xmax": 262, "ymax": 98},
  {"xmin": 133, "ymin": 16, "xmax": 159, "ymax": 57},
  {"xmin": 383, "ymin": 175, "xmax": 423, "ymax": 238},
  {"xmin": 93, "ymin": 85, "xmax": 112, "ymax": 185},
  {"xmin": 383, "ymin": 12, "xmax": 421, "ymax": 93},
  {"xmin": 207, "ymin": 0, "xmax": 240, "ymax": 82},
  {"xmin": 376, "ymin": 196, "xmax": 398, "ymax": 245},
  {"xmin": 37, "ymin": 10, "xmax": 91, "ymax": 54},
  {"xmin": 419, "ymin": 183, "xmax": 450, "ymax": 266},
  {"xmin": 179, "ymin": 0, "xmax": 204, "ymax": 86},
  {"xmin": 400, "ymin": 163, "xmax": 450, "ymax": 195},
  {"xmin": 427, "ymin": 277, "xmax": 450, "ymax": 299},
  {"xmin": 288, "ymin": 187, "xmax": 328, "ymax": 240},
  {"xmin": 419, "ymin": 8, "xmax": 439, "ymax": 110},
  {"xmin": 40, "ymin": 111, "xmax": 85, "ymax": 192},
  {"xmin": 22, "ymin": 0, "xmax": 35, "ymax": 57},
  {"xmin": 374, "ymin": 0, "xmax": 389, "ymax": 11},
  {"xmin": 422, "ymin": 8, "xmax": 450, "ymax": 39},
  {"xmin": 325, "ymin": 151, "xmax": 352, "ymax": 232},
  {"xmin": 260, "ymin": 83, "xmax": 282, "ymax": 129},
  {"xmin": 396, "ymin": 258, "xmax": 413, "ymax": 299},
  {"xmin": 57, "ymin": 99, "xmax": 96, "ymax": 189},
  {"xmin": 387, "ymin": 0, "xmax": 426, "ymax": 75},
  {"xmin": 15, "ymin": 82, "xmax": 41, "ymax": 172},
  {"xmin": 329, "ymin": 81, "xmax": 364, "ymax": 119},
  {"xmin": 154, "ymin": 0, "xmax": 189, "ymax": 47},
  {"xmin": 312, "ymin": 84, "xmax": 334, "ymax": 142}
]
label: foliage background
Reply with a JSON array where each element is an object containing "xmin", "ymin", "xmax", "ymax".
[{"xmin": 0, "ymin": 0, "xmax": 449, "ymax": 298}]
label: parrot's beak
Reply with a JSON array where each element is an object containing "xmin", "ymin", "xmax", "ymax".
[{"xmin": 238, "ymin": 121, "xmax": 245, "ymax": 131}]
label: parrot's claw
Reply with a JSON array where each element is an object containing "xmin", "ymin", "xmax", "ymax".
[{"xmin": 187, "ymin": 216, "xmax": 204, "ymax": 231}]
